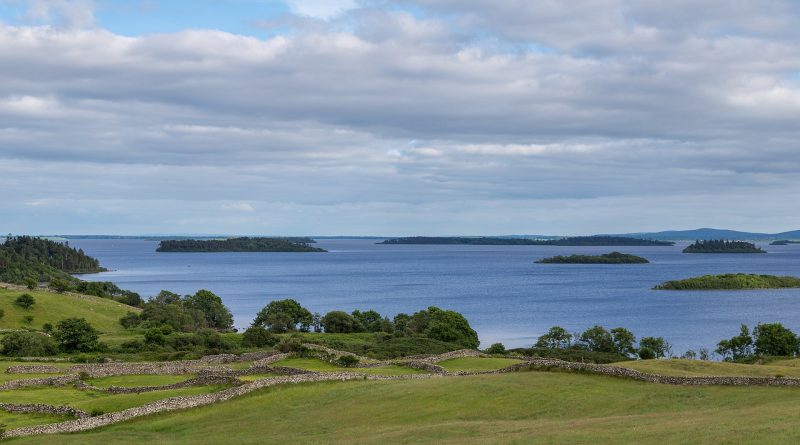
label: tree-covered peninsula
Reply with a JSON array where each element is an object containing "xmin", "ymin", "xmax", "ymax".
[
  {"xmin": 536, "ymin": 252, "xmax": 650, "ymax": 264},
  {"xmin": 654, "ymin": 274, "xmax": 800, "ymax": 290},
  {"xmin": 156, "ymin": 237, "xmax": 327, "ymax": 252},
  {"xmin": 379, "ymin": 236, "xmax": 673, "ymax": 246},
  {"xmin": 682, "ymin": 240, "xmax": 765, "ymax": 253},
  {"xmin": 770, "ymin": 240, "xmax": 800, "ymax": 246}
]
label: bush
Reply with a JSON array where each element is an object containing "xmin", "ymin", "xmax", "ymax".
[
  {"xmin": 753, "ymin": 323, "xmax": 798, "ymax": 357},
  {"xmin": 23, "ymin": 315, "xmax": 33, "ymax": 324},
  {"xmin": 336, "ymin": 355, "xmax": 360, "ymax": 367},
  {"xmin": 15, "ymin": 293, "xmax": 36, "ymax": 309},
  {"xmin": 242, "ymin": 326, "xmax": 278, "ymax": 348},
  {"xmin": 0, "ymin": 309, "xmax": 4, "ymax": 321},
  {"xmin": 119, "ymin": 312, "xmax": 142, "ymax": 329},
  {"xmin": 42, "ymin": 323, "xmax": 53, "ymax": 333},
  {"xmin": 485, "ymin": 343, "xmax": 507, "ymax": 354},
  {"xmin": 52, "ymin": 317, "xmax": 100, "ymax": 353},
  {"xmin": 406, "ymin": 306, "xmax": 479, "ymax": 349},
  {"xmin": 638, "ymin": 347, "xmax": 656, "ymax": 360},
  {"xmin": 535, "ymin": 327, "xmax": 572, "ymax": 349},
  {"xmin": 253, "ymin": 299, "xmax": 313, "ymax": 333},
  {"xmin": 276, "ymin": 334, "xmax": 305, "ymax": 353},
  {"xmin": 1, "ymin": 331, "xmax": 58, "ymax": 356},
  {"xmin": 49, "ymin": 278, "xmax": 71, "ymax": 293},
  {"xmin": 144, "ymin": 328, "xmax": 166, "ymax": 346}
]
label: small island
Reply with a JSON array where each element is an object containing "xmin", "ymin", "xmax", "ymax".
[
  {"xmin": 536, "ymin": 252, "xmax": 650, "ymax": 264},
  {"xmin": 770, "ymin": 240, "xmax": 800, "ymax": 246},
  {"xmin": 379, "ymin": 236, "xmax": 673, "ymax": 246},
  {"xmin": 654, "ymin": 273, "xmax": 800, "ymax": 290},
  {"xmin": 156, "ymin": 237, "xmax": 327, "ymax": 252},
  {"xmin": 682, "ymin": 239, "xmax": 765, "ymax": 253}
]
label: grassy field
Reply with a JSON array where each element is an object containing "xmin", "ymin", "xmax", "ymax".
[
  {"xmin": 7, "ymin": 370, "xmax": 800, "ymax": 444},
  {"xmin": 272, "ymin": 357, "xmax": 424, "ymax": 375},
  {"xmin": 0, "ymin": 288, "xmax": 137, "ymax": 335},
  {"xmin": 438, "ymin": 357, "xmax": 523, "ymax": 372},
  {"xmin": 616, "ymin": 359, "xmax": 800, "ymax": 378},
  {"xmin": 0, "ymin": 384, "xmax": 229, "ymax": 429},
  {"xmin": 86, "ymin": 375, "xmax": 193, "ymax": 388}
]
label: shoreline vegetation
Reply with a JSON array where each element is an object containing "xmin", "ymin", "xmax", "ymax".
[
  {"xmin": 536, "ymin": 252, "xmax": 649, "ymax": 264},
  {"xmin": 654, "ymin": 274, "xmax": 800, "ymax": 290},
  {"xmin": 156, "ymin": 237, "xmax": 326, "ymax": 253},
  {"xmin": 379, "ymin": 236, "xmax": 674, "ymax": 246},
  {"xmin": 682, "ymin": 239, "xmax": 766, "ymax": 254}
]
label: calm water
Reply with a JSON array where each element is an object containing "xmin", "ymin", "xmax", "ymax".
[{"xmin": 69, "ymin": 238, "xmax": 800, "ymax": 353}]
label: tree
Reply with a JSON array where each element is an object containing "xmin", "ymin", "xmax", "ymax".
[
  {"xmin": 610, "ymin": 327, "xmax": 636, "ymax": 356},
  {"xmin": 184, "ymin": 290, "xmax": 234, "ymax": 331},
  {"xmin": 753, "ymin": 323, "xmax": 798, "ymax": 357},
  {"xmin": 144, "ymin": 328, "xmax": 166, "ymax": 346},
  {"xmin": 393, "ymin": 313, "xmax": 411, "ymax": 334},
  {"xmin": 24, "ymin": 278, "xmax": 37, "ymax": 290},
  {"xmin": 52, "ymin": 318, "xmax": 100, "ymax": 353},
  {"xmin": 406, "ymin": 307, "xmax": 479, "ymax": 349},
  {"xmin": 535, "ymin": 326, "xmax": 573, "ymax": 349},
  {"xmin": 1, "ymin": 331, "xmax": 58, "ymax": 356},
  {"xmin": 715, "ymin": 324, "xmax": 753, "ymax": 361},
  {"xmin": 119, "ymin": 312, "xmax": 142, "ymax": 329},
  {"xmin": 485, "ymin": 343, "xmax": 506, "ymax": 354},
  {"xmin": 242, "ymin": 326, "xmax": 278, "ymax": 347},
  {"xmin": 15, "ymin": 294, "xmax": 36, "ymax": 309},
  {"xmin": 312, "ymin": 312, "xmax": 322, "ymax": 333},
  {"xmin": 579, "ymin": 326, "xmax": 615, "ymax": 353},
  {"xmin": 352, "ymin": 310, "xmax": 384, "ymax": 332},
  {"xmin": 321, "ymin": 311, "xmax": 365, "ymax": 333},
  {"xmin": 639, "ymin": 336, "xmax": 671, "ymax": 359},
  {"xmin": 253, "ymin": 299, "xmax": 312, "ymax": 333}
]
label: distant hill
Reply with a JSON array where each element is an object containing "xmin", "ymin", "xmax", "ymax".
[
  {"xmin": 156, "ymin": 237, "xmax": 326, "ymax": 252},
  {"xmin": 609, "ymin": 228, "xmax": 800, "ymax": 241},
  {"xmin": 379, "ymin": 236, "xmax": 673, "ymax": 246}
]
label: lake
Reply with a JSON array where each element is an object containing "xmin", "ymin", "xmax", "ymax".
[{"xmin": 69, "ymin": 238, "xmax": 800, "ymax": 354}]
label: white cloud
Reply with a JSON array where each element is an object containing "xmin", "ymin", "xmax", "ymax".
[{"xmin": 220, "ymin": 202, "xmax": 256, "ymax": 213}]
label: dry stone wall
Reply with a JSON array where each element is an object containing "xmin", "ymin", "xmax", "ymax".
[
  {"xmin": 0, "ymin": 374, "xmax": 79, "ymax": 390},
  {"xmin": 5, "ymin": 365, "xmax": 60, "ymax": 374},
  {"xmin": 0, "ymin": 403, "xmax": 88, "ymax": 419}
]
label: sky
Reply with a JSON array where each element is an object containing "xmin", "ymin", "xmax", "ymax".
[{"xmin": 1, "ymin": 0, "xmax": 799, "ymax": 236}]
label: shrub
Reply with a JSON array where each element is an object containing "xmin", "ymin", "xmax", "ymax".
[
  {"xmin": 638, "ymin": 347, "xmax": 656, "ymax": 360},
  {"xmin": 407, "ymin": 306, "xmax": 479, "ymax": 349},
  {"xmin": 0, "ymin": 309, "xmax": 4, "ymax": 321},
  {"xmin": 144, "ymin": 328, "xmax": 166, "ymax": 346},
  {"xmin": 336, "ymin": 355, "xmax": 360, "ymax": 367},
  {"xmin": 119, "ymin": 312, "xmax": 142, "ymax": 329},
  {"xmin": 242, "ymin": 326, "xmax": 278, "ymax": 348},
  {"xmin": 15, "ymin": 293, "xmax": 36, "ymax": 309},
  {"xmin": 276, "ymin": 334, "xmax": 305, "ymax": 353},
  {"xmin": 24, "ymin": 278, "xmax": 37, "ymax": 290},
  {"xmin": 639, "ymin": 337, "xmax": 671, "ymax": 359},
  {"xmin": 42, "ymin": 323, "xmax": 53, "ymax": 333},
  {"xmin": 23, "ymin": 315, "xmax": 33, "ymax": 324},
  {"xmin": 90, "ymin": 409, "xmax": 104, "ymax": 417},
  {"xmin": 49, "ymin": 278, "xmax": 71, "ymax": 293},
  {"xmin": 485, "ymin": 343, "xmax": 507, "ymax": 354},
  {"xmin": 1, "ymin": 331, "xmax": 58, "ymax": 356},
  {"xmin": 53, "ymin": 317, "xmax": 100, "ymax": 353}
]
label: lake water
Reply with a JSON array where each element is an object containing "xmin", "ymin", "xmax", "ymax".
[{"xmin": 69, "ymin": 238, "xmax": 800, "ymax": 354}]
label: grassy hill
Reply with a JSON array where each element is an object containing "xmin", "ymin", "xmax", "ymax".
[
  {"xmin": 0, "ymin": 287, "xmax": 137, "ymax": 335},
  {"xmin": 616, "ymin": 358, "xmax": 800, "ymax": 378},
  {"xmin": 9, "ymin": 370, "xmax": 800, "ymax": 444}
]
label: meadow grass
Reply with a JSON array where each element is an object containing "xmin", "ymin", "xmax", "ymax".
[
  {"xmin": 616, "ymin": 359, "xmax": 800, "ymax": 378},
  {"xmin": 86, "ymin": 374, "xmax": 193, "ymax": 388},
  {"xmin": 438, "ymin": 357, "xmax": 523, "ymax": 372},
  {"xmin": 0, "ymin": 288, "xmax": 136, "ymax": 335},
  {"xmin": 272, "ymin": 358, "xmax": 424, "ymax": 375},
  {"xmin": 7, "ymin": 371, "xmax": 800, "ymax": 444}
]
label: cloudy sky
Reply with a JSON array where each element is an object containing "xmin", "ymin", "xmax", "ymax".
[{"xmin": 1, "ymin": 0, "xmax": 799, "ymax": 236}]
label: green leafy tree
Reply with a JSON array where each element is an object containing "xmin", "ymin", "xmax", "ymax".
[
  {"xmin": 753, "ymin": 323, "xmax": 798, "ymax": 357},
  {"xmin": 407, "ymin": 307, "xmax": 479, "ymax": 349},
  {"xmin": 485, "ymin": 343, "xmax": 506, "ymax": 354},
  {"xmin": 579, "ymin": 326, "xmax": 615, "ymax": 353},
  {"xmin": 535, "ymin": 326, "xmax": 573, "ymax": 349},
  {"xmin": 144, "ymin": 328, "xmax": 166, "ymax": 346},
  {"xmin": 184, "ymin": 290, "xmax": 234, "ymax": 331},
  {"xmin": 49, "ymin": 278, "xmax": 71, "ymax": 293},
  {"xmin": 15, "ymin": 293, "xmax": 36, "ymax": 309},
  {"xmin": 715, "ymin": 324, "xmax": 753, "ymax": 361},
  {"xmin": 639, "ymin": 336, "xmax": 671, "ymax": 359},
  {"xmin": 352, "ymin": 310, "xmax": 385, "ymax": 332},
  {"xmin": 321, "ymin": 311, "xmax": 365, "ymax": 333},
  {"xmin": 253, "ymin": 299, "xmax": 312, "ymax": 333},
  {"xmin": 610, "ymin": 327, "xmax": 636, "ymax": 356},
  {"xmin": 52, "ymin": 317, "xmax": 100, "ymax": 353}
]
